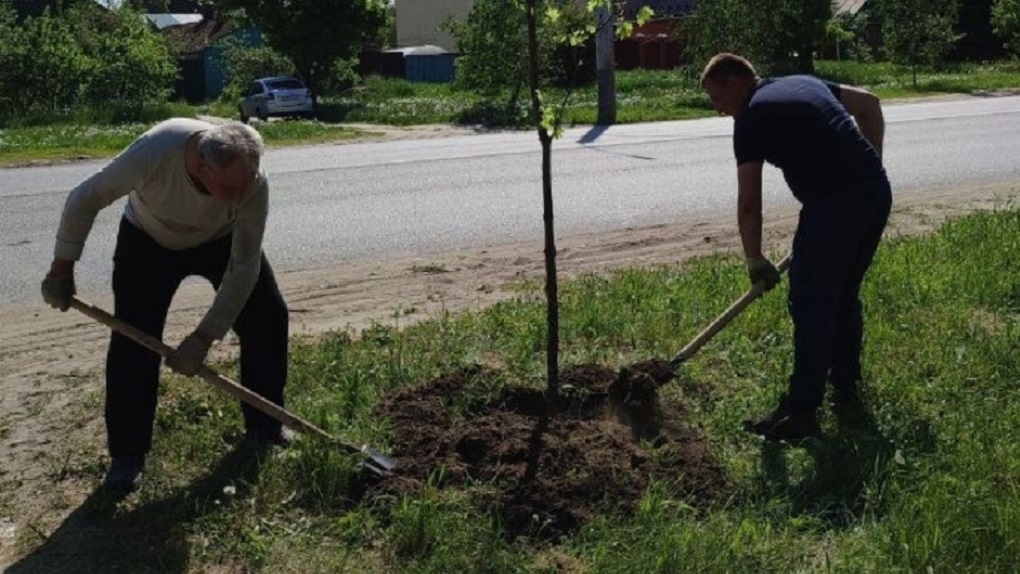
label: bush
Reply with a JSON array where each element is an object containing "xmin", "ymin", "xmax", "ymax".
[
  {"xmin": 219, "ymin": 39, "xmax": 297, "ymax": 101},
  {"xmin": 0, "ymin": 3, "xmax": 176, "ymax": 125},
  {"xmin": 993, "ymin": 0, "xmax": 1020, "ymax": 57},
  {"xmin": 445, "ymin": 0, "xmax": 595, "ymax": 100}
]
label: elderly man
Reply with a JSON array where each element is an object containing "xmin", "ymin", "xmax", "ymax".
[
  {"xmin": 700, "ymin": 53, "xmax": 892, "ymax": 441},
  {"xmin": 42, "ymin": 119, "xmax": 290, "ymax": 490}
]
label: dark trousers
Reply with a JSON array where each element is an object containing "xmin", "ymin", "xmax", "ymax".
[
  {"xmin": 106, "ymin": 218, "xmax": 289, "ymax": 458},
  {"xmin": 786, "ymin": 179, "xmax": 891, "ymax": 410}
]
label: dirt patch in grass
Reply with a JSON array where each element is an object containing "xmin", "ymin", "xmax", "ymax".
[{"xmin": 375, "ymin": 360, "xmax": 728, "ymax": 541}]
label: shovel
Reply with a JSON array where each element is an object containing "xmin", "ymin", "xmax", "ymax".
[
  {"xmin": 69, "ymin": 296, "xmax": 397, "ymax": 476},
  {"xmin": 605, "ymin": 254, "xmax": 793, "ymax": 426},
  {"xmin": 669, "ymin": 253, "xmax": 792, "ymax": 371}
]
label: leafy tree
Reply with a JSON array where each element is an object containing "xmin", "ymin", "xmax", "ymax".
[
  {"xmin": 220, "ymin": 0, "xmax": 387, "ymax": 100},
  {"xmin": 510, "ymin": 0, "xmax": 648, "ymax": 407},
  {"xmin": 782, "ymin": 0, "xmax": 832, "ymax": 73},
  {"xmin": 992, "ymin": 0, "xmax": 1020, "ymax": 56},
  {"xmin": 445, "ymin": 0, "xmax": 597, "ymax": 122},
  {"xmin": 375, "ymin": 1, "xmax": 397, "ymax": 49},
  {"xmin": 219, "ymin": 40, "xmax": 297, "ymax": 99},
  {"xmin": 68, "ymin": 3, "xmax": 177, "ymax": 109},
  {"xmin": 119, "ymin": 0, "xmax": 170, "ymax": 11},
  {"xmin": 0, "ymin": 7, "xmax": 89, "ymax": 115},
  {"xmin": 686, "ymin": 0, "xmax": 831, "ymax": 75},
  {"xmin": 445, "ymin": 0, "xmax": 530, "ymax": 112},
  {"xmin": 0, "ymin": 3, "xmax": 25, "ymax": 115},
  {"xmin": 877, "ymin": 0, "xmax": 962, "ymax": 85},
  {"xmin": 0, "ymin": 2, "xmax": 175, "ymax": 122},
  {"xmin": 826, "ymin": 10, "xmax": 874, "ymax": 61}
]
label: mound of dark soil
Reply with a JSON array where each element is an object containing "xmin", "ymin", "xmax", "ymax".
[{"xmin": 374, "ymin": 360, "xmax": 729, "ymax": 541}]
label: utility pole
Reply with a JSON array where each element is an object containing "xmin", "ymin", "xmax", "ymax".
[{"xmin": 595, "ymin": 4, "xmax": 615, "ymax": 125}]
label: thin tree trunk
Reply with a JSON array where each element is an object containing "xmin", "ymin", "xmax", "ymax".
[{"xmin": 524, "ymin": 0, "xmax": 559, "ymax": 415}]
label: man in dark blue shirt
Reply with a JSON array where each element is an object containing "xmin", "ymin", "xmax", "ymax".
[{"xmin": 700, "ymin": 53, "xmax": 892, "ymax": 441}]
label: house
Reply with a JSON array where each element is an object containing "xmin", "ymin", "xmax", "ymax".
[
  {"xmin": 833, "ymin": 0, "xmax": 867, "ymax": 15},
  {"xmin": 160, "ymin": 11, "xmax": 263, "ymax": 103},
  {"xmin": 394, "ymin": 0, "xmax": 698, "ymax": 71},
  {"xmin": 395, "ymin": 0, "xmax": 470, "ymax": 52},
  {"xmin": 616, "ymin": 0, "xmax": 697, "ymax": 70}
]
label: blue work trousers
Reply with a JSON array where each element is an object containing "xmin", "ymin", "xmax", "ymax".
[
  {"xmin": 786, "ymin": 179, "xmax": 891, "ymax": 410},
  {"xmin": 105, "ymin": 218, "xmax": 289, "ymax": 458}
]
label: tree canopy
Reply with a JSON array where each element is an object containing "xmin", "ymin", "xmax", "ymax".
[
  {"xmin": 686, "ymin": 0, "xmax": 832, "ymax": 75},
  {"xmin": 0, "ymin": 2, "xmax": 176, "ymax": 121},
  {"xmin": 992, "ymin": 0, "xmax": 1020, "ymax": 56},
  {"xmin": 219, "ymin": 0, "xmax": 387, "ymax": 97}
]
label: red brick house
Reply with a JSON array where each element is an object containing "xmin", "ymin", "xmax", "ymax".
[{"xmin": 616, "ymin": 0, "xmax": 697, "ymax": 70}]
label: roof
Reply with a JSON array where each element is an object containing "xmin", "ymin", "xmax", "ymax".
[
  {"xmin": 146, "ymin": 13, "xmax": 203, "ymax": 30},
  {"xmin": 834, "ymin": 0, "xmax": 868, "ymax": 15},
  {"xmin": 161, "ymin": 16, "xmax": 234, "ymax": 55},
  {"xmin": 386, "ymin": 44, "xmax": 452, "ymax": 56},
  {"xmin": 622, "ymin": 0, "xmax": 697, "ymax": 20}
]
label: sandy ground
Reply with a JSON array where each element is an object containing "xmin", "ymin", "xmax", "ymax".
[{"xmin": 1, "ymin": 139, "xmax": 1017, "ymax": 566}]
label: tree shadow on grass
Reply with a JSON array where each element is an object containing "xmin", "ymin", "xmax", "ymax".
[{"xmin": 6, "ymin": 443, "xmax": 271, "ymax": 574}]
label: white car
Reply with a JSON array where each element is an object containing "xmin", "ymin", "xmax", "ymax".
[{"xmin": 238, "ymin": 77, "xmax": 314, "ymax": 123}]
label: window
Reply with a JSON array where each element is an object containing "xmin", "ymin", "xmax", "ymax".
[{"xmin": 266, "ymin": 79, "xmax": 306, "ymax": 91}]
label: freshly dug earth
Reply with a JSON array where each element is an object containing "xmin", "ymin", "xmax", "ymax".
[{"xmin": 375, "ymin": 359, "xmax": 728, "ymax": 541}]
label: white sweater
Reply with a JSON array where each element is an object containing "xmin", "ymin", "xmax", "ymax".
[{"xmin": 53, "ymin": 118, "xmax": 270, "ymax": 340}]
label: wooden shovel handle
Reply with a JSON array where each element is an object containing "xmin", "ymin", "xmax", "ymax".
[
  {"xmin": 69, "ymin": 297, "xmax": 350, "ymax": 450},
  {"xmin": 670, "ymin": 253, "xmax": 792, "ymax": 368}
]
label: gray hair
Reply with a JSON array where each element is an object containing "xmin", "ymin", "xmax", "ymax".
[{"xmin": 197, "ymin": 121, "xmax": 265, "ymax": 173}]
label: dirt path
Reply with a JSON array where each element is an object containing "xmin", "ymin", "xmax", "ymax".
[{"xmin": 1, "ymin": 176, "xmax": 1017, "ymax": 565}]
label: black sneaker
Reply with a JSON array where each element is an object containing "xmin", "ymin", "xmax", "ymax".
[
  {"xmin": 103, "ymin": 456, "xmax": 144, "ymax": 492},
  {"xmin": 743, "ymin": 396, "xmax": 821, "ymax": 441},
  {"xmin": 244, "ymin": 426, "xmax": 294, "ymax": 448}
]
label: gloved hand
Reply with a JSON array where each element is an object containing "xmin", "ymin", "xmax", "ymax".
[
  {"xmin": 166, "ymin": 330, "xmax": 214, "ymax": 376},
  {"xmin": 41, "ymin": 271, "xmax": 76, "ymax": 311},
  {"xmin": 746, "ymin": 255, "xmax": 781, "ymax": 291}
]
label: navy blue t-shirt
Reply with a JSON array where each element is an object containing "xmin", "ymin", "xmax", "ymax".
[{"xmin": 733, "ymin": 75, "xmax": 885, "ymax": 201}]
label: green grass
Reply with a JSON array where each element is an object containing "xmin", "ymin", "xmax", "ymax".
[
  {"xmin": 0, "ymin": 119, "xmax": 363, "ymax": 166},
  {"xmin": 5, "ymin": 60, "xmax": 1020, "ymax": 165},
  {"xmin": 816, "ymin": 60, "xmax": 1020, "ymax": 98},
  {"xmin": 18, "ymin": 205, "xmax": 1020, "ymax": 572}
]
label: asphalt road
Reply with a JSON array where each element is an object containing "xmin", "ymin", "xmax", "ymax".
[{"xmin": 2, "ymin": 95, "xmax": 1019, "ymax": 305}]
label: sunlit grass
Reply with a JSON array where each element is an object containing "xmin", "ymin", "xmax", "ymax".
[
  {"xmin": 817, "ymin": 60, "xmax": 1020, "ymax": 98},
  {"xmin": 4, "ymin": 61, "xmax": 1020, "ymax": 164},
  {"xmin": 28, "ymin": 204, "xmax": 1020, "ymax": 572}
]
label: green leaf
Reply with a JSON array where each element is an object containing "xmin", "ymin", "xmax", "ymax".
[
  {"xmin": 540, "ymin": 107, "xmax": 556, "ymax": 133},
  {"xmin": 636, "ymin": 6, "xmax": 655, "ymax": 26}
]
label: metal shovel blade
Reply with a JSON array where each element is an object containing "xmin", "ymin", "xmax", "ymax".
[{"xmin": 361, "ymin": 444, "xmax": 398, "ymax": 472}]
